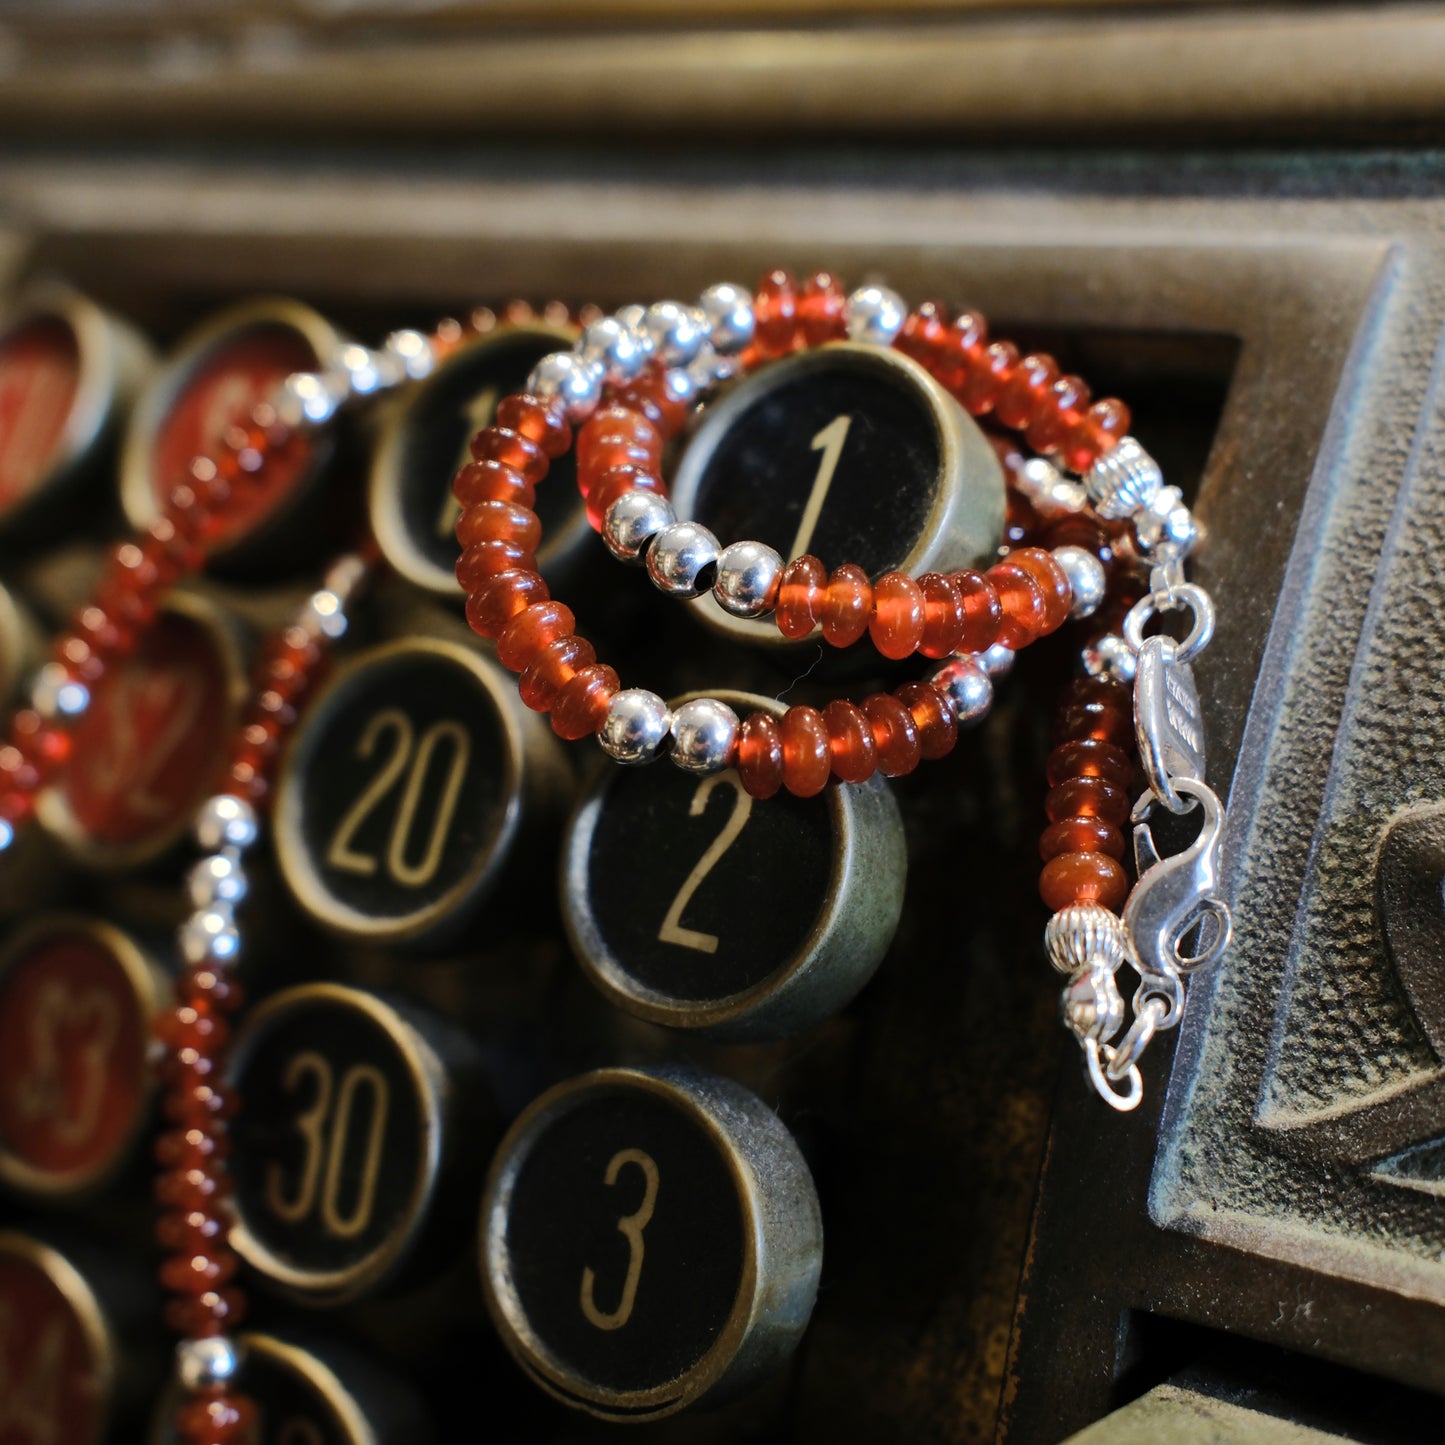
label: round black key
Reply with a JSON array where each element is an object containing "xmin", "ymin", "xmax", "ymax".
[
  {"xmin": 275, "ymin": 635, "xmax": 564, "ymax": 947},
  {"xmin": 482, "ymin": 1066, "xmax": 822, "ymax": 1421},
  {"xmin": 149, "ymin": 1330, "xmax": 434, "ymax": 1445},
  {"xmin": 670, "ymin": 342, "xmax": 1004, "ymax": 649},
  {"xmin": 370, "ymin": 323, "xmax": 586, "ymax": 596},
  {"xmin": 563, "ymin": 690, "xmax": 906, "ymax": 1040},
  {"xmin": 229, "ymin": 983, "xmax": 488, "ymax": 1305}
]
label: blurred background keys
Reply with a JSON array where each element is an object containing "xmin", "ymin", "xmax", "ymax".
[
  {"xmin": 481, "ymin": 1065, "xmax": 822, "ymax": 1422},
  {"xmin": 563, "ymin": 690, "xmax": 906, "ymax": 1040},
  {"xmin": 273, "ymin": 632, "xmax": 568, "ymax": 950},
  {"xmin": 227, "ymin": 982, "xmax": 493, "ymax": 1307},
  {"xmin": 0, "ymin": 917, "xmax": 166, "ymax": 1204}
]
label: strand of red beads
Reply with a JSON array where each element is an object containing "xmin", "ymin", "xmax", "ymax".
[{"xmin": 157, "ymin": 548, "xmax": 376, "ymax": 1445}]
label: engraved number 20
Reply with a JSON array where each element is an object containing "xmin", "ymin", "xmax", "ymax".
[{"xmin": 580, "ymin": 1148, "xmax": 660, "ymax": 1332}]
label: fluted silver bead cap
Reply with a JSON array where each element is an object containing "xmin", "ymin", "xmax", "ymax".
[
  {"xmin": 669, "ymin": 698, "xmax": 740, "ymax": 774},
  {"xmin": 1045, "ymin": 902, "xmax": 1127, "ymax": 977},
  {"xmin": 698, "ymin": 282, "xmax": 755, "ymax": 354},
  {"xmin": 600, "ymin": 689, "xmax": 674, "ymax": 765},
  {"xmin": 713, "ymin": 540, "xmax": 783, "ymax": 618},
  {"xmin": 844, "ymin": 284, "xmax": 907, "ymax": 346},
  {"xmin": 931, "ymin": 656, "xmax": 993, "ymax": 725},
  {"xmin": 646, "ymin": 520, "xmax": 720, "ymax": 598},
  {"xmin": 1084, "ymin": 437, "xmax": 1163, "ymax": 520},
  {"xmin": 603, "ymin": 490, "xmax": 676, "ymax": 565}
]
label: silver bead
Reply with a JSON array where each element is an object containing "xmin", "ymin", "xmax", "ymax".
[
  {"xmin": 603, "ymin": 490, "xmax": 676, "ymax": 564},
  {"xmin": 669, "ymin": 698, "xmax": 740, "ymax": 775},
  {"xmin": 1044, "ymin": 902, "xmax": 1127, "ymax": 977},
  {"xmin": 1134, "ymin": 485, "xmax": 1198, "ymax": 560},
  {"xmin": 645, "ymin": 520, "xmax": 720, "ymax": 598},
  {"xmin": 335, "ymin": 342, "xmax": 395, "ymax": 396},
  {"xmin": 578, "ymin": 316, "xmax": 649, "ymax": 386},
  {"xmin": 932, "ymin": 656, "xmax": 993, "ymax": 725},
  {"xmin": 1084, "ymin": 437, "xmax": 1163, "ymax": 520},
  {"xmin": 713, "ymin": 540, "xmax": 783, "ymax": 618},
  {"xmin": 31, "ymin": 661, "xmax": 89, "ymax": 719},
  {"xmin": 271, "ymin": 371, "xmax": 346, "ymax": 430},
  {"xmin": 1061, "ymin": 966, "xmax": 1125, "ymax": 1043},
  {"xmin": 843, "ymin": 284, "xmax": 906, "ymax": 346},
  {"xmin": 383, "ymin": 328, "xmax": 436, "ymax": 382},
  {"xmin": 299, "ymin": 588, "xmax": 348, "ymax": 640},
  {"xmin": 698, "ymin": 282, "xmax": 755, "ymax": 354},
  {"xmin": 1052, "ymin": 545, "xmax": 1107, "ymax": 619},
  {"xmin": 659, "ymin": 364, "xmax": 701, "ymax": 410},
  {"xmin": 187, "ymin": 850, "xmax": 248, "ymax": 909},
  {"xmin": 176, "ymin": 1335, "xmax": 243, "ymax": 1392},
  {"xmin": 322, "ymin": 551, "xmax": 370, "ymax": 605},
  {"xmin": 179, "ymin": 906, "xmax": 241, "ymax": 967},
  {"xmin": 1014, "ymin": 457, "xmax": 1088, "ymax": 520},
  {"xmin": 978, "ymin": 643, "xmax": 1015, "ymax": 679},
  {"xmin": 642, "ymin": 301, "xmax": 708, "ymax": 368},
  {"xmin": 615, "ymin": 303, "xmax": 651, "ymax": 344},
  {"xmin": 526, "ymin": 352, "xmax": 604, "ymax": 423},
  {"xmin": 0, "ymin": 821, "xmax": 15, "ymax": 854},
  {"xmin": 685, "ymin": 350, "xmax": 741, "ymax": 393},
  {"xmin": 1083, "ymin": 633, "xmax": 1137, "ymax": 685},
  {"xmin": 600, "ymin": 689, "xmax": 673, "ymax": 765},
  {"xmin": 194, "ymin": 794, "xmax": 259, "ymax": 852}
]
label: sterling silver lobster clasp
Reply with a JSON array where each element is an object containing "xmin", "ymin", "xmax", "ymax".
[{"xmin": 1123, "ymin": 775, "xmax": 1232, "ymax": 978}]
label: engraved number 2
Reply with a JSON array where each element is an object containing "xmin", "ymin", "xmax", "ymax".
[
  {"xmin": 789, "ymin": 412, "xmax": 852, "ymax": 560},
  {"xmin": 580, "ymin": 1148, "xmax": 660, "ymax": 1332},
  {"xmin": 656, "ymin": 772, "xmax": 754, "ymax": 955}
]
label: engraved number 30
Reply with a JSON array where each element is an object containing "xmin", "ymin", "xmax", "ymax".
[{"xmin": 580, "ymin": 1148, "xmax": 660, "ymax": 1332}]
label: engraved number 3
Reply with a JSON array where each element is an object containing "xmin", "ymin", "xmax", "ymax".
[{"xmin": 580, "ymin": 1148, "xmax": 660, "ymax": 1332}]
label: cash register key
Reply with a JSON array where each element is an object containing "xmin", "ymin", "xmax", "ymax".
[
  {"xmin": 668, "ymin": 341, "xmax": 1005, "ymax": 651},
  {"xmin": 0, "ymin": 916, "xmax": 166, "ymax": 1201},
  {"xmin": 481, "ymin": 1065, "xmax": 822, "ymax": 1422},
  {"xmin": 370, "ymin": 320, "xmax": 591, "ymax": 597},
  {"xmin": 273, "ymin": 633, "xmax": 568, "ymax": 948},
  {"xmin": 0, "ymin": 287, "xmax": 153, "ymax": 542},
  {"xmin": 37, "ymin": 589, "xmax": 246, "ymax": 871},
  {"xmin": 563, "ymin": 688, "xmax": 906, "ymax": 1040},
  {"xmin": 227, "ymin": 982, "xmax": 491, "ymax": 1307},
  {"xmin": 120, "ymin": 297, "xmax": 344, "ymax": 570},
  {"xmin": 149, "ymin": 1329, "xmax": 435, "ymax": 1444}
]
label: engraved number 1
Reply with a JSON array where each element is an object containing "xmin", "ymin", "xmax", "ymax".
[
  {"xmin": 789, "ymin": 413, "xmax": 852, "ymax": 560},
  {"xmin": 580, "ymin": 1148, "xmax": 660, "ymax": 1332}
]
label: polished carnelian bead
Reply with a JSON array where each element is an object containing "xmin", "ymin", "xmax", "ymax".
[
  {"xmin": 820, "ymin": 565, "xmax": 873, "ymax": 647},
  {"xmin": 1027, "ymin": 374, "xmax": 1090, "ymax": 456},
  {"xmin": 579, "ymin": 436, "xmax": 655, "ymax": 495},
  {"xmin": 737, "ymin": 713, "xmax": 785, "ymax": 799},
  {"xmin": 987, "ymin": 561, "xmax": 1048, "ymax": 650},
  {"xmin": 154, "ymin": 1004, "xmax": 229, "ymax": 1055},
  {"xmin": 497, "ymin": 602, "xmax": 577, "ymax": 672},
  {"xmin": 157, "ymin": 1208, "xmax": 225, "ymax": 1254},
  {"xmin": 587, "ymin": 467, "xmax": 664, "ymax": 531},
  {"xmin": 453, "ymin": 460, "xmax": 536, "ymax": 511},
  {"xmin": 162, "ymin": 1081, "xmax": 236, "ymax": 1127},
  {"xmin": 896, "ymin": 302, "xmax": 949, "ymax": 370},
  {"xmin": 580, "ymin": 403, "xmax": 661, "ymax": 461},
  {"xmin": 179, "ymin": 965, "xmax": 244, "ymax": 1014},
  {"xmin": 0, "ymin": 788, "xmax": 35, "ymax": 828},
  {"xmin": 894, "ymin": 680, "xmax": 959, "ymax": 760},
  {"xmin": 1045, "ymin": 777, "xmax": 1130, "ymax": 826},
  {"xmin": 518, "ymin": 636, "xmax": 596, "ymax": 712},
  {"xmin": 1063, "ymin": 397, "xmax": 1131, "ymax": 474},
  {"xmin": 175, "ymin": 1391, "xmax": 257, "ymax": 1441},
  {"xmin": 936, "ymin": 309, "xmax": 988, "ymax": 394},
  {"xmin": 155, "ymin": 1166, "xmax": 231, "ymax": 1210},
  {"xmin": 1054, "ymin": 680, "xmax": 1133, "ymax": 747},
  {"xmin": 754, "ymin": 269, "xmax": 799, "ymax": 358},
  {"xmin": 162, "ymin": 1249, "xmax": 238, "ymax": 1294},
  {"xmin": 550, "ymin": 664, "xmax": 620, "ymax": 740},
  {"xmin": 916, "ymin": 573, "xmax": 965, "ymax": 659},
  {"xmin": 1041, "ymin": 514, "xmax": 1110, "ymax": 559},
  {"xmin": 1009, "ymin": 546, "xmax": 1072, "ymax": 633},
  {"xmin": 823, "ymin": 699, "xmax": 877, "ymax": 783},
  {"xmin": 868, "ymin": 572, "xmax": 926, "ymax": 660},
  {"xmin": 799, "ymin": 271, "xmax": 847, "ymax": 346},
  {"xmin": 466, "ymin": 569, "xmax": 550, "ymax": 640},
  {"xmin": 155, "ymin": 1126, "xmax": 228, "ymax": 1170},
  {"xmin": 1040, "ymin": 852, "xmax": 1129, "ymax": 912},
  {"xmin": 471, "ymin": 426, "xmax": 548, "ymax": 484},
  {"xmin": 995, "ymin": 353, "xmax": 1060, "ymax": 431},
  {"xmin": 1040, "ymin": 816, "xmax": 1125, "ymax": 862},
  {"xmin": 779, "ymin": 706, "xmax": 832, "ymax": 797},
  {"xmin": 775, "ymin": 556, "xmax": 827, "ymax": 639},
  {"xmin": 456, "ymin": 540, "xmax": 534, "ymax": 592},
  {"xmin": 958, "ymin": 339, "xmax": 1017, "ymax": 415},
  {"xmin": 1046, "ymin": 739, "xmax": 1134, "ymax": 790},
  {"xmin": 455, "ymin": 500, "xmax": 542, "ymax": 553},
  {"xmin": 164, "ymin": 1285, "xmax": 246, "ymax": 1338},
  {"xmin": 495, "ymin": 392, "xmax": 572, "ymax": 457},
  {"xmin": 862, "ymin": 693, "xmax": 922, "ymax": 777}
]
